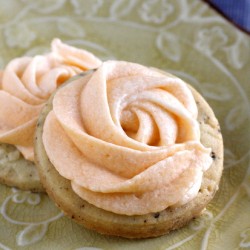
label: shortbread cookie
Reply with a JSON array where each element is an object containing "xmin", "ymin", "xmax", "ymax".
[
  {"xmin": 35, "ymin": 61, "xmax": 223, "ymax": 238},
  {"xmin": 0, "ymin": 143, "xmax": 43, "ymax": 192},
  {"xmin": 0, "ymin": 39, "xmax": 101, "ymax": 191}
]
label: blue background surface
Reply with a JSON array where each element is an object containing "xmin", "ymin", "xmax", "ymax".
[{"xmin": 210, "ymin": 0, "xmax": 250, "ymax": 33}]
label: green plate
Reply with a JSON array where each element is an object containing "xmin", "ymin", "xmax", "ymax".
[{"xmin": 0, "ymin": 0, "xmax": 249, "ymax": 249}]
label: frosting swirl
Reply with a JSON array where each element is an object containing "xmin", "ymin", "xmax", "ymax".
[
  {"xmin": 43, "ymin": 61, "xmax": 212, "ymax": 215},
  {"xmin": 0, "ymin": 39, "xmax": 101, "ymax": 161}
]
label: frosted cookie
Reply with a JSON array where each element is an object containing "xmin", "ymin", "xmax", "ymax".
[
  {"xmin": 0, "ymin": 39, "xmax": 101, "ymax": 192},
  {"xmin": 35, "ymin": 61, "xmax": 223, "ymax": 238}
]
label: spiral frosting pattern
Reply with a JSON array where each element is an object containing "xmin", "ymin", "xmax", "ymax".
[
  {"xmin": 43, "ymin": 61, "xmax": 212, "ymax": 215},
  {"xmin": 0, "ymin": 39, "xmax": 101, "ymax": 161}
]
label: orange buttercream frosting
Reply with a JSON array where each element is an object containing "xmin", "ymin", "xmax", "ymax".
[
  {"xmin": 43, "ymin": 61, "xmax": 213, "ymax": 215},
  {"xmin": 0, "ymin": 39, "xmax": 101, "ymax": 161}
]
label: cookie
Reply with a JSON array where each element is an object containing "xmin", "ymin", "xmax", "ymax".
[
  {"xmin": 0, "ymin": 39, "xmax": 101, "ymax": 191},
  {"xmin": 34, "ymin": 61, "xmax": 223, "ymax": 238},
  {"xmin": 0, "ymin": 143, "xmax": 43, "ymax": 192}
]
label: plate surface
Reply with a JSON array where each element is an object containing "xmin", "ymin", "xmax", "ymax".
[{"xmin": 0, "ymin": 0, "xmax": 249, "ymax": 249}]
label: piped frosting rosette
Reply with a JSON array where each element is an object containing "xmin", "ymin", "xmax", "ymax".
[
  {"xmin": 0, "ymin": 39, "xmax": 101, "ymax": 161},
  {"xmin": 43, "ymin": 61, "xmax": 213, "ymax": 216}
]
